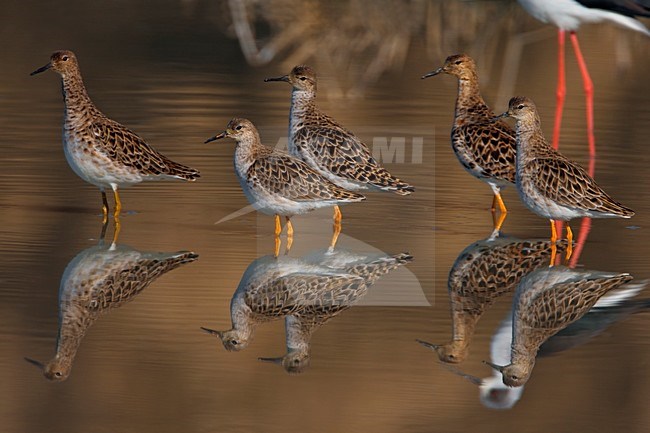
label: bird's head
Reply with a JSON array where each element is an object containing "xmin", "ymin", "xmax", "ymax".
[
  {"xmin": 200, "ymin": 327, "xmax": 251, "ymax": 352},
  {"xmin": 204, "ymin": 118, "xmax": 257, "ymax": 143},
  {"xmin": 422, "ymin": 54, "xmax": 477, "ymax": 80},
  {"xmin": 31, "ymin": 50, "xmax": 80, "ymax": 77},
  {"xmin": 265, "ymin": 65, "xmax": 317, "ymax": 92}
]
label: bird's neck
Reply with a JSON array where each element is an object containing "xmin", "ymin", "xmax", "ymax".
[
  {"xmin": 455, "ymin": 75, "xmax": 485, "ymax": 115},
  {"xmin": 515, "ymin": 114, "xmax": 545, "ymax": 162},
  {"xmin": 510, "ymin": 324, "xmax": 542, "ymax": 364},
  {"xmin": 289, "ymin": 89, "xmax": 317, "ymax": 137},
  {"xmin": 290, "ymin": 88, "xmax": 317, "ymax": 115},
  {"xmin": 229, "ymin": 293, "xmax": 257, "ymax": 337},
  {"xmin": 53, "ymin": 302, "xmax": 98, "ymax": 370},
  {"xmin": 234, "ymin": 132, "xmax": 265, "ymax": 172},
  {"xmin": 285, "ymin": 316, "xmax": 314, "ymax": 353},
  {"xmin": 450, "ymin": 308, "xmax": 479, "ymax": 343},
  {"xmin": 510, "ymin": 346, "xmax": 536, "ymax": 368},
  {"xmin": 61, "ymin": 70, "xmax": 101, "ymax": 127}
]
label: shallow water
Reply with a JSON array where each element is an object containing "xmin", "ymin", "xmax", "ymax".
[{"xmin": 1, "ymin": 1, "xmax": 650, "ymax": 432}]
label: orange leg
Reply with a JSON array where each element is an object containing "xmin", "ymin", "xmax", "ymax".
[
  {"xmin": 112, "ymin": 215, "xmax": 121, "ymax": 246},
  {"xmin": 274, "ymin": 215, "xmax": 282, "ymax": 258},
  {"xmin": 285, "ymin": 216, "xmax": 294, "ymax": 253},
  {"xmin": 564, "ymin": 223, "xmax": 574, "ymax": 264},
  {"xmin": 492, "ymin": 211, "xmax": 507, "ymax": 233},
  {"xmin": 549, "ymin": 219, "xmax": 558, "ymax": 267},
  {"xmin": 552, "ymin": 29, "xmax": 566, "ymax": 151},
  {"xmin": 554, "ymin": 220, "xmax": 564, "ymax": 256},
  {"xmin": 494, "ymin": 192, "xmax": 508, "ymax": 214},
  {"xmin": 330, "ymin": 206, "xmax": 343, "ymax": 250},
  {"xmin": 330, "ymin": 221, "xmax": 342, "ymax": 250},
  {"xmin": 568, "ymin": 217, "xmax": 592, "ymax": 268},
  {"xmin": 110, "ymin": 187, "xmax": 122, "ymax": 244},
  {"xmin": 491, "ymin": 191, "xmax": 508, "ymax": 231},
  {"xmin": 111, "ymin": 187, "xmax": 122, "ymax": 219},
  {"xmin": 570, "ymin": 31, "xmax": 596, "ymax": 158},
  {"xmin": 333, "ymin": 205, "xmax": 342, "ymax": 225},
  {"xmin": 274, "ymin": 237, "xmax": 281, "ymax": 258},
  {"xmin": 101, "ymin": 191, "xmax": 109, "ymax": 224},
  {"xmin": 274, "ymin": 214, "xmax": 282, "ymax": 237}
]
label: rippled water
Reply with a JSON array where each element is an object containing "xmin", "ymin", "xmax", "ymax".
[{"xmin": 2, "ymin": 1, "xmax": 650, "ymax": 432}]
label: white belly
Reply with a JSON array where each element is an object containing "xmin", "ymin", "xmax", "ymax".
[
  {"xmin": 516, "ymin": 171, "xmax": 583, "ymax": 221},
  {"xmin": 63, "ymin": 132, "xmax": 143, "ymax": 190},
  {"xmin": 235, "ymin": 171, "xmax": 336, "ymax": 217}
]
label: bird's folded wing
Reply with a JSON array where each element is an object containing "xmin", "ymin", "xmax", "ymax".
[{"xmin": 247, "ymin": 154, "xmax": 361, "ymax": 201}]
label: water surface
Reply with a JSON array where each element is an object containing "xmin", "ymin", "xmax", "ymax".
[{"xmin": 1, "ymin": 1, "xmax": 649, "ymax": 432}]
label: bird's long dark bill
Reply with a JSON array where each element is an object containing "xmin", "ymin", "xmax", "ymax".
[
  {"xmin": 415, "ymin": 339, "xmax": 439, "ymax": 350},
  {"xmin": 199, "ymin": 326, "xmax": 222, "ymax": 337},
  {"xmin": 264, "ymin": 75, "xmax": 289, "ymax": 82},
  {"xmin": 483, "ymin": 360, "xmax": 505, "ymax": 373},
  {"xmin": 30, "ymin": 63, "xmax": 52, "ymax": 76},
  {"xmin": 258, "ymin": 357, "xmax": 283, "ymax": 364},
  {"xmin": 421, "ymin": 68, "xmax": 443, "ymax": 79},
  {"xmin": 24, "ymin": 357, "xmax": 45, "ymax": 370},
  {"xmin": 490, "ymin": 112, "xmax": 509, "ymax": 122},
  {"xmin": 204, "ymin": 132, "xmax": 227, "ymax": 143}
]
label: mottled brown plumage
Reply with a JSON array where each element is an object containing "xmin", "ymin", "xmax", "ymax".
[
  {"xmin": 25, "ymin": 242, "xmax": 198, "ymax": 381},
  {"xmin": 486, "ymin": 266, "xmax": 633, "ymax": 387},
  {"xmin": 265, "ymin": 65, "xmax": 414, "ymax": 195},
  {"xmin": 31, "ymin": 50, "xmax": 199, "ymax": 216},
  {"xmin": 202, "ymin": 249, "xmax": 412, "ymax": 371},
  {"xmin": 422, "ymin": 54, "xmax": 516, "ymax": 210},
  {"xmin": 417, "ymin": 233, "xmax": 566, "ymax": 363},
  {"xmin": 258, "ymin": 250, "xmax": 413, "ymax": 374},
  {"xmin": 205, "ymin": 118, "xmax": 365, "ymax": 222},
  {"xmin": 503, "ymin": 96, "xmax": 634, "ymax": 221},
  {"xmin": 89, "ymin": 119, "xmax": 199, "ymax": 180}
]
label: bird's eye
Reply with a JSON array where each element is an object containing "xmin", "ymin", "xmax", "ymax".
[
  {"xmin": 62, "ymin": 56, "xmax": 69, "ymax": 62},
  {"xmin": 230, "ymin": 339, "xmax": 238, "ymax": 345},
  {"xmin": 54, "ymin": 371, "xmax": 62, "ymax": 377},
  {"xmin": 454, "ymin": 60, "xmax": 462, "ymax": 65},
  {"xmin": 517, "ymin": 104, "xmax": 524, "ymax": 109},
  {"xmin": 235, "ymin": 125, "xmax": 242, "ymax": 131},
  {"xmin": 510, "ymin": 375, "xmax": 518, "ymax": 380},
  {"xmin": 299, "ymin": 76, "xmax": 307, "ymax": 81}
]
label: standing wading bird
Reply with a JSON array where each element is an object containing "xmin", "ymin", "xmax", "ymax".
[
  {"xmin": 264, "ymin": 65, "xmax": 414, "ymax": 228},
  {"xmin": 496, "ymin": 97, "xmax": 634, "ymax": 264},
  {"xmin": 204, "ymin": 118, "xmax": 365, "ymax": 255},
  {"xmin": 422, "ymin": 54, "xmax": 516, "ymax": 230},
  {"xmin": 516, "ymin": 0, "xmax": 650, "ymax": 155},
  {"xmin": 30, "ymin": 51, "xmax": 200, "ymax": 226}
]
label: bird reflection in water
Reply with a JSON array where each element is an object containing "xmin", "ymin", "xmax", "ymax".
[
  {"xmin": 417, "ymin": 230, "xmax": 566, "ymax": 363},
  {"xmin": 479, "ymin": 274, "xmax": 647, "ymax": 409},
  {"xmin": 483, "ymin": 266, "xmax": 633, "ymax": 388},
  {"xmin": 25, "ymin": 223, "xmax": 198, "ymax": 381},
  {"xmin": 201, "ymin": 248, "xmax": 412, "ymax": 373}
]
